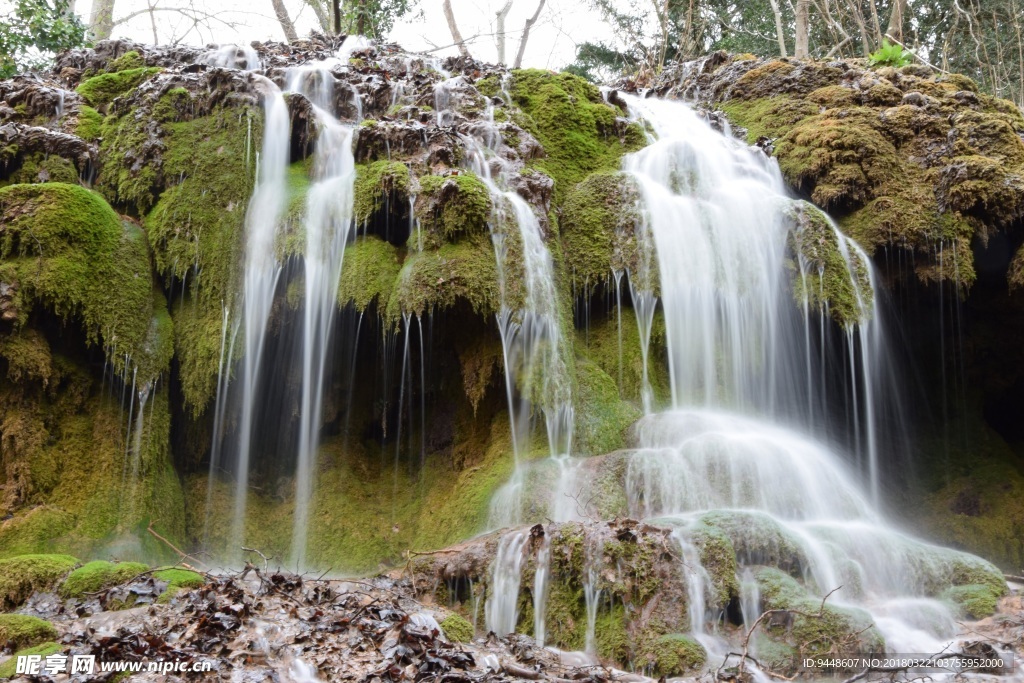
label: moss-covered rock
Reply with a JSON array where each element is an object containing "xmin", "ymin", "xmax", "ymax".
[
  {"xmin": 387, "ymin": 237, "xmax": 499, "ymax": 321},
  {"xmin": 643, "ymin": 633, "xmax": 707, "ymax": 676},
  {"xmin": 355, "ymin": 160, "xmax": 411, "ymax": 225},
  {"xmin": 337, "ymin": 237, "xmax": 401, "ymax": 312},
  {"xmin": 0, "ymin": 554, "xmax": 77, "ymax": 609},
  {"xmin": 440, "ymin": 613, "xmax": 474, "ymax": 642},
  {"xmin": 941, "ymin": 583, "xmax": 1000, "ymax": 619},
  {"xmin": 508, "ymin": 70, "xmax": 645, "ymax": 203},
  {"xmin": 0, "ymin": 614, "xmax": 57, "ymax": 650},
  {"xmin": 415, "ymin": 173, "xmax": 491, "ymax": 247},
  {"xmin": 60, "ymin": 560, "xmax": 149, "ymax": 598},
  {"xmin": 76, "ymin": 67, "xmax": 161, "ymax": 107}
]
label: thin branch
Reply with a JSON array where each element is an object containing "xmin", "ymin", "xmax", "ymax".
[{"xmin": 513, "ymin": 0, "xmax": 546, "ymax": 68}]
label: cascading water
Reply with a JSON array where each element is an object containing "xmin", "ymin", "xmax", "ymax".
[
  {"xmin": 229, "ymin": 79, "xmax": 290, "ymax": 554},
  {"xmin": 482, "ymin": 92, "xmax": 1009, "ymax": 672},
  {"xmin": 433, "ymin": 81, "xmax": 574, "ymax": 528},
  {"xmin": 286, "ymin": 62, "xmax": 358, "ymax": 567}
]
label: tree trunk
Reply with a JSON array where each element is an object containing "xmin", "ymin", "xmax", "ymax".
[
  {"xmin": 867, "ymin": 0, "xmax": 884, "ymax": 44},
  {"xmin": 443, "ymin": 0, "xmax": 471, "ymax": 58},
  {"xmin": 848, "ymin": 1, "xmax": 872, "ymax": 55},
  {"xmin": 271, "ymin": 0, "xmax": 299, "ymax": 42},
  {"xmin": 885, "ymin": 0, "xmax": 906, "ymax": 42},
  {"xmin": 795, "ymin": 0, "xmax": 810, "ymax": 57},
  {"xmin": 495, "ymin": 0, "xmax": 513, "ymax": 65},
  {"xmin": 357, "ymin": 0, "xmax": 366, "ymax": 34},
  {"xmin": 332, "ymin": 0, "xmax": 341, "ymax": 34},
  {"xmin": 306, "ymin": 0, "xmax": 330, "ymax": 31},
  {"xmin": 89, "ymin": 0, "xmax": 116, "ymax": 40},
  {"xmin": 513, "ymin": 0, "xmax": 546, "ymax": 68},
  {"xmin": 767, "ymin": 0, "xmax": 788, "ymax": 57}
]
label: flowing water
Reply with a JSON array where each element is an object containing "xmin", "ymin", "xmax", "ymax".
[{"xmin": 484, "ymin": 93, "xmax": 1009, "ymax": 672}]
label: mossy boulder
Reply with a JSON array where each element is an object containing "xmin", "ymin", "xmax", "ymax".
[
  {"xmin": 439, "ymin": 613, "xmax": 474, "ymax": 642},
  {"xmin": 643, "ymin": 633, "xmax": 707, "ymax": 676},
  {"xmin": 0, "ymin": 554, "xmax": 77, "ymax": 609},
  {"xmin": 0, "ymin": 614, "xmax": 57, "ymax": 650},
  {"xmin": 59, "ymin": 560, "xmax": 149, "ymax": 598}
]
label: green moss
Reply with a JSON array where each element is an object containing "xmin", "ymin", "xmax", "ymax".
[
  {"xmin": 387, "ymin": 236, "xmax": 499, "ymax": 321},
  {"xmin": 719, "ymin": 96, "xmax": 820, "ymax": 143},
  {"xmin": 1, "ymin": 153, "xmax": 79, "ymax": 186},
  {"xmin": 788, "ymin": 201, "xmax": 873, "ymax": 326},
  {"xmin": 337, "ymin": 237, "xmax": 401, "ymax": 312},
  {"xmin": 509, "ymin": 70, "xmax": 645, "ymax": 203},
  {"xmin": 142, "ymin": 104, "xmax": 260, "ymax": 413},
  {"xmin": 941, "ymin": 584, "xmax": 1000, "ymax": 619},
  {"xmin": 152, "ymin": 567, "xmax": 205, "ymax": 588},
  {"xmin": 644, "ymin": 633, "xmax": 707, "ymax": 676},
  {"xmin": 0, "ymin": 184, "xmax": 155, "ymax": 377},
  {"xmin": 60, "ymin": 560, "xmax": 149, "ymax": 598},
  {"xmin": 354, "ymin": 161, "xmax": 411, "ymax": 224},
  {"xmin": 692, "ymin": 526, "xmax": 739, "ymax": 607},
  {"xmin": 75, "ymin": 105, "xmax": 103, "ymax": 140},
  {"xmin": 0, "ymin": 642, "xmax": 62, "ymax": 679},
  {"xmin": 107, "ymin": 50, "xmax": 144, "ymax": 72},
  {"xmin": 0, "ymin": 329, "xmax": 53, "ymax": 385},
  {"xmin": 559, "ymin": 172, "xmax": 645, "ymax": 288},
  {"xmin": 0, "ymin": 554, "xmax": 77, "ymax": 609},
  {"xmin": 572, "ymin": 358, "xmax": 640, "ymax": 455},
  {"xmin": 0, "ymin": 615, "xmax": 57, "ymax": 650},
  {"xmin": 415, "ymin": 173, "xmax": 491, "ymax": 245},
  {"xmin": 594, "ymin": 605, "xmax": 631, "ymax": 663},
  {"xmin": 75, "ymin": 67, "xmax": 161, "ymax": 107},
  {"xmin": 440, "ymin": 613, "xmax": 474, "ymax": 642}
]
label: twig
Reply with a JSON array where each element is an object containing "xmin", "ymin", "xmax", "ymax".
[
  {"xmin": 241, "ymin": 546, "xmax": 270, "ymax": 574},
  {"xmin": 148, "ymin": 519, "xmax": 209, "ymax": 569},
  {"xmin": 1004, "ymin": 574, "xmax": 1024, "ymax": 582}
]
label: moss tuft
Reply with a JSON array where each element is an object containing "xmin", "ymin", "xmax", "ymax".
[
  {"xmin": 60, "ymin": 560, "xmax": 149, "ymax": 598},
  {"xmin": 941, "ymin": 584, "xmax": 1000, "ymax": 619},
  {"xmin": 337, "ymin": 237, "xmax": 401, "ymax": 312},
  {"xmin": 75, "ymin": 106, "xmax": 104, "ymax": 140},
  {"xmin": 415, "ymin": 173, "xmax": 491, "ymax": 245},
  {"xmin": 152, "ymin": 567, "xmax": 205, "ymax": 588},
  {"xmin": 0, "ymin": 554, "xmax": 78, "ymax": 609},
  {"xmin": 440, "ymin": 613, "xmax": 474, "ymax": 642},
  {"xmin": 644, "ymin": 633, "xmax": 707, "ymax": 676},
  {"xmin": 0, "ymin": 614, "xmax": 57, "ymax": 650},
  {"xmin": 354, "ymin": 161, "xmax": 411, "ymax": 225},
  {"xmin": 76, "ymin": 67, "xmax": 161, "ymax": 107}
]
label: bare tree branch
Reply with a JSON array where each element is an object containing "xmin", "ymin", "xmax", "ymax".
[
  {"xmin": 495, "ymin": 0, "xmax": 513, "ymax": 65},
  {"xmin": 513, "ymin": 0, "xmax": 546, "ymax": 68},
  {"xmin": 271, "ymin": 0, "xmax": 299, "ymax": 42}
]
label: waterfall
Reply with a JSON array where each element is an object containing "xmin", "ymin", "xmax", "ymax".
[
  {"xmin": 485, "ymin": 531, "xmax": 529, "ymax": 636},
  {"xmin": 614, "ymin": 94, "xmax": 987, "ymax": 660},
  {"xmin": 228, "ymin": 80, "xmax": 290, "ymax": 555},
  {"xmin": 434, "ymin": 80, "xmax": 574, "ymax": 529},
  {"xmin": 287, "ymin": 62, "xmax": 358, "ymax": 567}
]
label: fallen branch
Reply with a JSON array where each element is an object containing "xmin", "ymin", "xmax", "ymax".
[
  {"xmin": 502, "ymin": 662, "xmax": 543, "ymax": 680},
  {"xmin": 148, "ymin": 519, "xmax": 209, "ymax": 569},
  {"xmin": 1004, "ymin": 574, "xmax": 1024, "ymax": 583}
]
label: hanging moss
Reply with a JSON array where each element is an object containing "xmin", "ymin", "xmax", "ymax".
[
  {"xmin": 387, "ymin": 236, "xmax": 499, "ymax": 321},
  {"xmin": 787, "ymin": 201, "xmax": 873, "ymax": 326},
  {"xmin": 60, "ymin": 560, "xmax": 149, "ymax": 598},
  {"xmin": 508, "ymin": 70, "xmax": 645, "ymax": 204},
  {"xmin": 559, "ymin": 172, "xmax": 645, "ymax": 288},
  {"xmin": 0, "ymin": 184, "xmax": 156, "ymax": 374},
  {"xmin": 144, "ymin": 103, "xmax": 261, "ymax": 414},
  {"xmin": 572, "ymin": 358, "xmax": 641, "ymax": 456},
  {"xmin": 337, "ymin": 237, "xmax": 402, "ymax": 312},
  {"xmin": 0, "ymin": 554, "xmax": 78, "ymax": 609},
  {"xmin": 415, "ymin": 173, "xmax": 492, "ymax": 246},
  {"xmin": 76, "ymin": 67, "xmax": 162, "ymax": 107},
  {"xmin": 354, "ymin": 160, "xmax": 411, "ymax": 224}
]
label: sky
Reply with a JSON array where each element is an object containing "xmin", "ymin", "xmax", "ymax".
[{"xmin": 71, "ymin": 0, "xmax": 617, "ymax": 71}]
